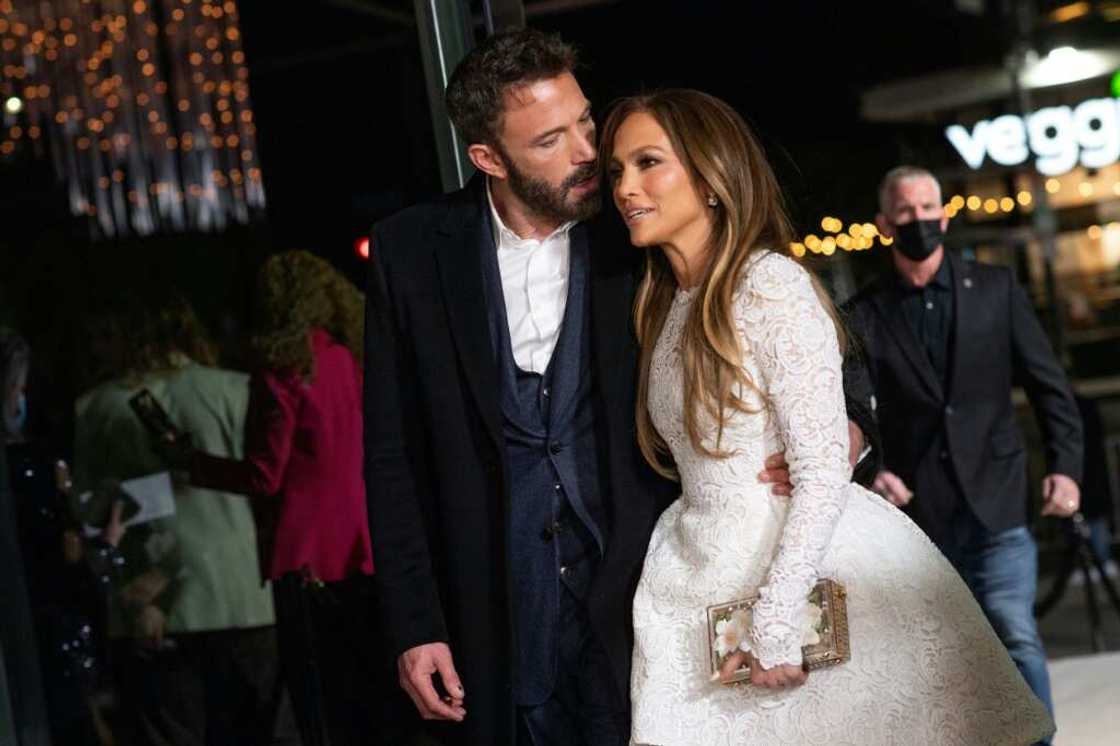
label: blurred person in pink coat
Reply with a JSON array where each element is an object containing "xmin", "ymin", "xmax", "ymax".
[{"xmin": 182, "ymin": 251, "xmax": 387, "ymax": 746}]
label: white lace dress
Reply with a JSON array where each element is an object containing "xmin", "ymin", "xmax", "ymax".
[{"xmin": 630, "ymin": 251, "xmax": 1054, "ymax": 746}]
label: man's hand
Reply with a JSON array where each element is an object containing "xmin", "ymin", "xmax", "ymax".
[
  {"xmin": 847, "ymin": 420, "xmax": 864, "ymax": 469},
  {"xmin": 398, "ymin": 642, "xmax": 466, "ymax": 722},
  {"xmin": 1040, "ymin": 473, "xmax": 1080, "ymax": 518},
  {"xmin": 758, "ymin": 420, "xmax": 866, "ymax": 496},
  {"xmin": 872, "ymin": 470, "xmax": 913, "ymax": 507},
  {"xmin": 758, "ymin": 453, "xmax": 791, "ymax": 497}
]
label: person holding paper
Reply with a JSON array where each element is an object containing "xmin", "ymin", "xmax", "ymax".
[{"xmin": 74, "ymin": 296, "xmax": 285, "ymax": 746}]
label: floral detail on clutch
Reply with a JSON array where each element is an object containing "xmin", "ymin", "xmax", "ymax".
[
  {"xmin": 801, "ymin": 600, "xmax": 824, "ymax": 646},
  {"xmin": 714, "ymin": 608, "xmax": 752, "ymax": 659},
  {"xmin": 706, "ymin": 578, "xmax": 850, "ymax": 684}
]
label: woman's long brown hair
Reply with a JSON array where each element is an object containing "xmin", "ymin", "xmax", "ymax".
[{"xmin": 599, "ymin": 89, "xmax": 847, "ymax": 479}]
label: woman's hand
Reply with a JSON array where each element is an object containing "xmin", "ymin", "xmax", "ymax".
[
  {"xmin": 120, "ymin": 568, "xmax": 170, "ymax": 608},
  {"xmin": 749, "ymin": 654, "xmax": 807, "ymax": 689},
  {"xmin": 101, "ymin": 500, "xmax": 127, "ymax": 547},
  {"xmin": 715, "ymin": 649, "xmax": 746, "ymax": 682},
  {"xmin": 156, "ymin": 432, "xmax": 196, "ymax": 473},
  {"xmin": 715, "ymin": 650, "xmax": 807, "ymax": 689}
]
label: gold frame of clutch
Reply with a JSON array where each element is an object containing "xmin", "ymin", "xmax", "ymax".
[{"xmin": 706, "ymin": 578, "xmax": 850, "ymax": 684}]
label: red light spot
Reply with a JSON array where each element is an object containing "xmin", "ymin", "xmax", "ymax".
[{"xmin": 354, "ymin": 237, "xmax": 370, "ymax": 260}]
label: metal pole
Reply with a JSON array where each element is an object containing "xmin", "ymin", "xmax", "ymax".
[
  {"xmin": 1009, "ymin": 0, "xmax": 1069, "ymax": 364},
  {"xmin": 413, "ymin": 0, "xmax": 476, "ymax": 192}
]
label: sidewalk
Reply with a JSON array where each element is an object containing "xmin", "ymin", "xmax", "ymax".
[
  {"xmin": 1050, "ymin": 652, "xmax": 1120, "ymax": 746},
  {"xmin": 1037, "ymin": 568, "xmax": 1120, "ymax": 745}
]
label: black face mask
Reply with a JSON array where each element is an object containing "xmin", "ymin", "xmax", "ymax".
[{"xmin": 892, "ymin": 219, "xmax": 944, "ymax": 261}]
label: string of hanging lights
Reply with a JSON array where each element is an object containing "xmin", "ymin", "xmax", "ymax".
[{"xmin": 0, "ymin": 0, "xmax": 264, "ymax": 238}]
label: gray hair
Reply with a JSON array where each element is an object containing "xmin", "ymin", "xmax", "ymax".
[{"xmin": 878, "ymin": 166, "xmax": 942, "ymax": 215}]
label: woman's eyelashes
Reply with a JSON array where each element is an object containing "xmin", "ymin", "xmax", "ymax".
[{"xmin": 608, "ymin": 155, "xmax": 660, "ymax": 183}]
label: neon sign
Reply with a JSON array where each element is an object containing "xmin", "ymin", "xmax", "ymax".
[{"xmin": 946, "ymin": 97, "xmax": 1120, "ymax": 176}]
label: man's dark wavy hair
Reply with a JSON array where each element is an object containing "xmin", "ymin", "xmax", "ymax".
[{"xmin": 445, "ymin": 28, "xmax": 578, "ymax": 146}]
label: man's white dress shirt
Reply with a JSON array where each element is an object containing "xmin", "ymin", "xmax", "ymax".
[{"xmin": 488, "ymin": 184, "xmax": 575, "ymax": 375}]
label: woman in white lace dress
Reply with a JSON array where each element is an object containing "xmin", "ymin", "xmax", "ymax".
[{"xmin": 601, "ymin": 89, "xmax": 1054, "ymax": 746}]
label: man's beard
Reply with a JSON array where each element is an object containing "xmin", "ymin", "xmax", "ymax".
[{"xmin": 504, "ymin": 158, "xmax": 600, "ymax": 224}]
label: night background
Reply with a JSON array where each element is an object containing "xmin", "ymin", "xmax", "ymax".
[
  {"xmin": 2, "ymin": 2, "xmax": 1120, "ymax": 743},
  {"xmin": 238, "ymin": 0, "xmax": 1011, "ymax": 272},
  {"xmin": 0, "ymin": 1, "xmax": 1044, "ymax": 284},
  {"xmin": 4, "ymin": 0, "xmax": 1118, "ymax": 448},
  {"xmin": 1, "ymin": 1, "xmax": 1113, "ymax": 331}
]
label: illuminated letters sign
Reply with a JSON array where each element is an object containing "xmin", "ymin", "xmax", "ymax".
[{"xmin": 945, "ymin": 97, "xmax": 1120, "ymax": 176}]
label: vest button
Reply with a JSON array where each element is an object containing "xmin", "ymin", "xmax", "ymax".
[
  {"xmin": 541, "ymin": 520, "xmax": 565, "ymax": 543},
  {"xmin": 549, "ymin": 442, "xmax": 563, "ymax": 455},
  {"xmin": 542, "ymin": 387, "xmax": 551, "ymax": 398}
]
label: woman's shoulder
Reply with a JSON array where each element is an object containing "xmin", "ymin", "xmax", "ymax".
[
  {"xmin": 736, "ymin": 249, "xmax": 814, "ymax": 302},
  {"xmin": 177, "ymin": 362, "xmax": 249, "ymax": 391},
  {"xmin": 311, "ymin": 329, "xmax": 361, "ymax": 370}
]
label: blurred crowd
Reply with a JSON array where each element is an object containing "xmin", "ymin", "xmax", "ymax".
[{"xmin": 2, "ymin": 251, "xmax": 402, "ymax": 746}]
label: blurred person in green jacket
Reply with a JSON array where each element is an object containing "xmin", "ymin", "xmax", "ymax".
[{"xmin": 74, "ymin": 295, "xmax": 292, "ymax": 746}]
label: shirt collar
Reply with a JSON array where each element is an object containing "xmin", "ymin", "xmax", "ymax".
[
  {"xmin": 896, "ymin": 253, "xmax": 952, "ymax": 293},
  {"xmin": 486, "ymin": 180, "xmax": 575, "ymax": 250}
]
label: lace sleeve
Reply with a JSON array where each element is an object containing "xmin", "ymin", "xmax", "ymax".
[{"xmin": 737, "ymin": 252, "xmax": 851, "ymax": 670}]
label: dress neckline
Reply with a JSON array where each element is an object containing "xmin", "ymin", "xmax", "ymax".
[{"xmin": 674, "ymin": 285, "xmax": 698, "ymax": 306}]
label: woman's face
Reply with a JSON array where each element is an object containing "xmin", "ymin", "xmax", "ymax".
[{"xmin": 608, "ymin": 111, "xmax": 712, "ymax": 251}]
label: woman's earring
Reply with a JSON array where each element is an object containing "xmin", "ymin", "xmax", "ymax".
[{"xmin": 707, "ymin": 194, "xmax": 718, "ymax": 207}]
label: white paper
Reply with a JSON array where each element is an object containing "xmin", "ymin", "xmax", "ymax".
[
  {"xmin": 81, "ymin": 471, "xmax": 177, "ymax": 536},
  {"xmin": 119, "ymin": 472, "xmax": 176, "ymax": 526}
]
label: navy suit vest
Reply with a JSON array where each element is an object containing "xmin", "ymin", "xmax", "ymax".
[{"xmin": 481, "ymin": 223, "xmax": 608, "ymax": 706}]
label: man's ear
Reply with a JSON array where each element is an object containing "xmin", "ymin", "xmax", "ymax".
[
  {"xmin": 875, "ymin": 213, "xmax": 894, "ymax": 239},
  {"xmin": 468, "ymin": 143, "xmax": 507, "ymax": 180}
]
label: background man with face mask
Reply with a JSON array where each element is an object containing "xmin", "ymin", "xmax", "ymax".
[{"xmin": 844, "ymin": 165, "xmax": 1084, "ymax": 735}]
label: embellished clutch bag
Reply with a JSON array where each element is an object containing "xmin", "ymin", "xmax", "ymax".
[{"xmin": 706, "ymin": 578, "xmax": 850, "ymax": 684}]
